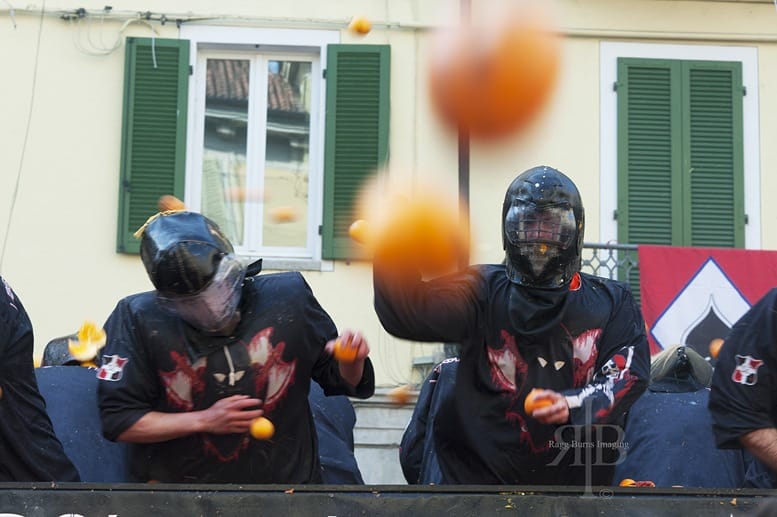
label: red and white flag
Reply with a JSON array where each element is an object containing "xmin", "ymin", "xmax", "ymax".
[{"xmin": 638, "ymin": 245, "xmax": 777, "ymax": 356}]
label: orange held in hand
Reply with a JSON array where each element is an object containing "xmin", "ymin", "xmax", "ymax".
[
  {"xmin": 523, "ymin": 388, "xmax": 553, "ymax": 416},
  {"xmin": 428, "ymin": 0, "xmax": 561, "ymax": 141},
  {"xmin": 250, "ymin": 416, "xmax": 275, "ymax": 440},
  {"xmin": 333, "ymin": 336, "xmax": 359, "ymax": 363}
]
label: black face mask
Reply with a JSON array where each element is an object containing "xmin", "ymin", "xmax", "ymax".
[
  {"xmin": 502, "ymin": 166, "xmax": 584, "ymax": 289},
  {"xmin": 507, "ymin": 283, "xmax": 571, "ymax": 335}
]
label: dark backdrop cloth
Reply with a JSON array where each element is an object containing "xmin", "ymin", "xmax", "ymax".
[
  {"xmin": 36, "ymin": 368, "xmax": 363, "ymax": 484},
  {"xmin": 309, "ymin": 381, "xmax": 364, "ymax": 484},
  {"xmin": 35, "ymin": 366, "xmax": 131, "ymax": 482},
  {"xmin": 614, "ymin": 388, "xmax": 748, "ymax": 488}
]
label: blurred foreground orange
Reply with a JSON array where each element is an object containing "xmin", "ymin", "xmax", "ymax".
[
  {"xmin": 333, "ymin": 336, "xmax": 359, "ymax": 363},
  {"xmin": 428, "ymin": 0, "xmax": 561, "ymax": 141},
  {"xmin": 354, "ymin": 175, "xmax": 469, "ymax": 278}
]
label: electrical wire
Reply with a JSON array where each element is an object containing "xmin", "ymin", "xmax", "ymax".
[{"xmin": 0, "ymin": 0, "xmax": 44, "ymax": 273}]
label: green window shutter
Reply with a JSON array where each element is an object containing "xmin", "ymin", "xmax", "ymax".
[
  {"xmin": 322, "ymin": 44, "xmax": 390, "ymax": 260},
  {"xmin": 617, "ymin": 57, "xmax": 744, "ymax": 249},
  {"xmin": 117, "ymin": 37, "xmax": 189, "ymax": 254},
  {"xmin": 617, "ymin": 58, "xmax": 681, "ymax": 247},
  {"xmin": 685, "ymin": 62, "xmax": 745, "ymax": 247}
]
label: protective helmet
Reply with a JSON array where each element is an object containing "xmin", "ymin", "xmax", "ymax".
[
  {"xmin": 649, "ymin": 345, "xmax": 712, "ymax": 393},
  {"xmin": 140, "ymin": 211, "xmax": 246, "ymax": 333},
  {"xmin": 502, "ymin": 165, "xmax": 584, "ymax": 288}
]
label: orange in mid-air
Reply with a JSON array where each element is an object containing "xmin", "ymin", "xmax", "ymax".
[
  {"xmin": 619, "ymin": 478, "xmax": 636, "ymax": 487},
  {"xmin": 333, "ymin": 336, "xmax": 359, "ymax": 363},
  {"xmin": 428, "ymin": 0, "xmax": 561, "ymax": 141},
  {"xmin": 387, "ymin": 384, "xmax": 412, "ymax": 405},
  {"xmin": 348, "ymin": 219, "xmax": 371, "ymax": 245},
  {"xmin": 348, "ymin": 15, "xmax": 372, "ymax": 35},
  {"xmin": 709, "ymin": 338, "xmax": 724, "ymax": 359},
  {"xmin": 250, "ymin": 417, "xmax": 275, "ymax": 440},
  {"xmin": 269, "ymin": 206, "xmax": 298, "ymax": 223},
  {"xmin": 158, "ymin": 195, "xmax": 185, "ymax": 212},
  {"xmin": 523, "ymin": 388, "xmax": 554, "ymax": 416}
]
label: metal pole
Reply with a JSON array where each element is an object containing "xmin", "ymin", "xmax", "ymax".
[{"xmin": 458, "ymin": 0, "xmax": 471, "ymax": 270}]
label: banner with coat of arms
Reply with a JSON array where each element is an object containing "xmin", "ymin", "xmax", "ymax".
[{"xmin": 638, "ymin": 245, "xmax": 777, "ymax": 357}]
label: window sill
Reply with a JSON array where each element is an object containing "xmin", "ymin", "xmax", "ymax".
[{"xmin": 244, "ymin": 256, "xmax": 334, "ymax": 272}]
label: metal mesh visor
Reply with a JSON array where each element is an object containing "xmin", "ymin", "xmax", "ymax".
[
  {"xmin": 504, "ymin": 202, "xmax": 576, "ymax": 281},
  {"xmin": 157, "ymin": 254, "xmax": 246, "ymax": 333}
]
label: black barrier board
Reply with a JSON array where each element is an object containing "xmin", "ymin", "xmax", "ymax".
[{"xmin": 0, "ymin": 484, "xmax": 775, "ymax": 517}]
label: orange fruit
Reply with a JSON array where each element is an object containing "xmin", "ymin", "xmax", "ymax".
[
  {"xmin": 158, "ymin": 195, "xmax": 185, "ymax": 212},
  {"xmin": 387, "ymin": 384, "xmax": 412, "ymax": 405},
  {"xmin": 428, "ymin": 0, "xmax": 561, "ymax": 140},
  {"xmin": 250, "ymin": 417, "xmax": 275, "ymax": 440},
  {"xmin": 709, "ymin": 338, "xmax": 724, "ymax": 359},
  {"xmin": 619, "ymin": 478, "xmax": 637, "ymax": 487},
  {"xmin": 348, "ymin": 219, "xmax": 371, "ymax": 245},
  {"xmin": 523, "ymin": 388, "xmax": 553, "ymax": 416},
  {"xmin": 348, "ymin": 16, "xmax": 372, "ymax": 35},
  {"xmin": 68, "ymin": 320, "xmax": 107, "ymax": 362},
  {"xmin": 270, "ymin": 206, "xmax": 298, "ymax": 223},
  {"xmin": 333, "ymin": 337, "xmax": 359, "ymax": 363}
]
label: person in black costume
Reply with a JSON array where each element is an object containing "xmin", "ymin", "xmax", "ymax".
[
  {"xmin": 374, "ymin": 165, "xmax": 650, "ymax": 485},
  {"xmin": 97, "ymin": 210, "xmax": 374, "ymax": 483},
  {"xmin": 709, "ymin": 288, "xmax": 777, "ymax": 487},
  {"xmin": 0, "ymin": 276, "xmax": 80, "ymax": 481}
]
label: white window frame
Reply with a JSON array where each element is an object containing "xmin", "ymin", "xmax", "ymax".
[
  {"xmin": 181, "ymin": 25, "xmax": 339, "ymax": 271},
  {"xmin": 599, "ymin": 42, "xmax": 760, "ymax": 249}
]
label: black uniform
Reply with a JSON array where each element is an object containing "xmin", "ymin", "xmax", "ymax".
[
  {"xmin": 375, "ymin": 264, "xmax": 649, "ymax": 485},
  {"xmin": 0, "ymin": 277, "xmax": 80, "ymax": 482},
  {"xmin": 709, "ymin": 288, "xmax": 777, "ymax": 457},
  {"xmin": 98, "ymin": 272, "xmax": 374, "ymax": 483}
]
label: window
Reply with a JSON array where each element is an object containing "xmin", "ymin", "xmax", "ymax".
[
  {"xmin": 600, "ymin": 42, "xmax": 760, "ymax": 249},
  {"xmin": 117, "ymin": 28, "xmax": 390, "ymax": 269}
]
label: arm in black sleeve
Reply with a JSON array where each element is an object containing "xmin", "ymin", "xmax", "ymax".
[
  {"xmin": 373, "ymin": 256, "xmax": 483, "ymax": 343},
  {"xmin": 97, "ymin": 298, "xmax": 161, "ymax": 441}
]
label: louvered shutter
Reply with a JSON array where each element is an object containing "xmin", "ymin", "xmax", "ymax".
[
  {"xmin": 322, "ymin": 45, "xmax": 390, "ymax": 260},
  {"xmin": 685, "ymin": 62, "xmax": 745, "ymax": 247},
  {"xmin": 617, "ymin": 59, "xmax": 680, "ymax": 247},
  {"xmin": 117, "ymin": 37, "xmax": 189, "ymax": 253}
]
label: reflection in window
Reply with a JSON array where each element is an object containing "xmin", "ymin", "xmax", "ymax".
[{"xmin": 199, "ymin": 56, "xmax": 313, "ymax": 254}]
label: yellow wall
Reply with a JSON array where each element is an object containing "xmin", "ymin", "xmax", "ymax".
[{"xmin": 2, "ymin": 0, "xmax": 777, "ymax": 385}]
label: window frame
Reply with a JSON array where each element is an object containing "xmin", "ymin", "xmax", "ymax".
[{"xmin": 599, "ymin": 42, "xmax": 760, "ymax": 248}]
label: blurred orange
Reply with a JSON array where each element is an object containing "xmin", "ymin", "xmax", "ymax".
[
  {"xmin": 428, "ymin": 0, "xmax": 561, "ymax": 140},
  {"xmin": 270, "ymin": 206, "xmax": 298, "ymax": 223},
  {"xmin": 619, "ymin": 478, "xmax": 636, "ymax": 487},
  {"xmin": 348, "ymin": 219, "xmax": 371, "ymax": 245},
  {"xmin": 709, "ymin": 338, "xmax": 725, "ymax": 359},
  {"xmin": 158, "ymin": 195, "xmax": 185, "ymax": 212},
  {"xmin": 348, "ymin": 15, "xmax": 372, "ymax": 35},
  {"xmin": 333, "ymin": 336, "xmax": 359, "ymax": 363},
  {"xmin": 388, "ymin": 384, "xmax": 412, "ymax": 405},
  {"xmin": 523, "ymin": 388, "xmax": 553, "ymax": 416}
]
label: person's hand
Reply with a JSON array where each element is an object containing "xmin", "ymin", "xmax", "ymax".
[
  {"xmin": 529, "ymin": 389, "xmax": 569, "ymax": 425},
  {"xmin": 200, "ymin": 395, "xmax": 263, "ymax": 434},
  {"xmin": 325, "ymin": 329, "xmax": 370, "ymax": 363},
  {"xmin": 325, "ymin": 329, "xmax": 370, "ymax": 386}
]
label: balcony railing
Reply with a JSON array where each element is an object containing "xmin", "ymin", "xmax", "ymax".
[{"xmin": 581, "ymin": 242, "xmax": 639, "ymax": 281}]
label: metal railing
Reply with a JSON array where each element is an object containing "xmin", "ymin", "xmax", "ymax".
[{"xmin": 581, "ymin": 242, "xmax": 639, "ymax": 281}]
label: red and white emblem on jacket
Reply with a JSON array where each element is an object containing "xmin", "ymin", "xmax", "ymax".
[
  {"xmin": 97, "ymin": 354, "xmax": 129, "ymax": 381},
  {"xmin": 731, "ymin": 354, "xmax": 764, "ymax": 386}
]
